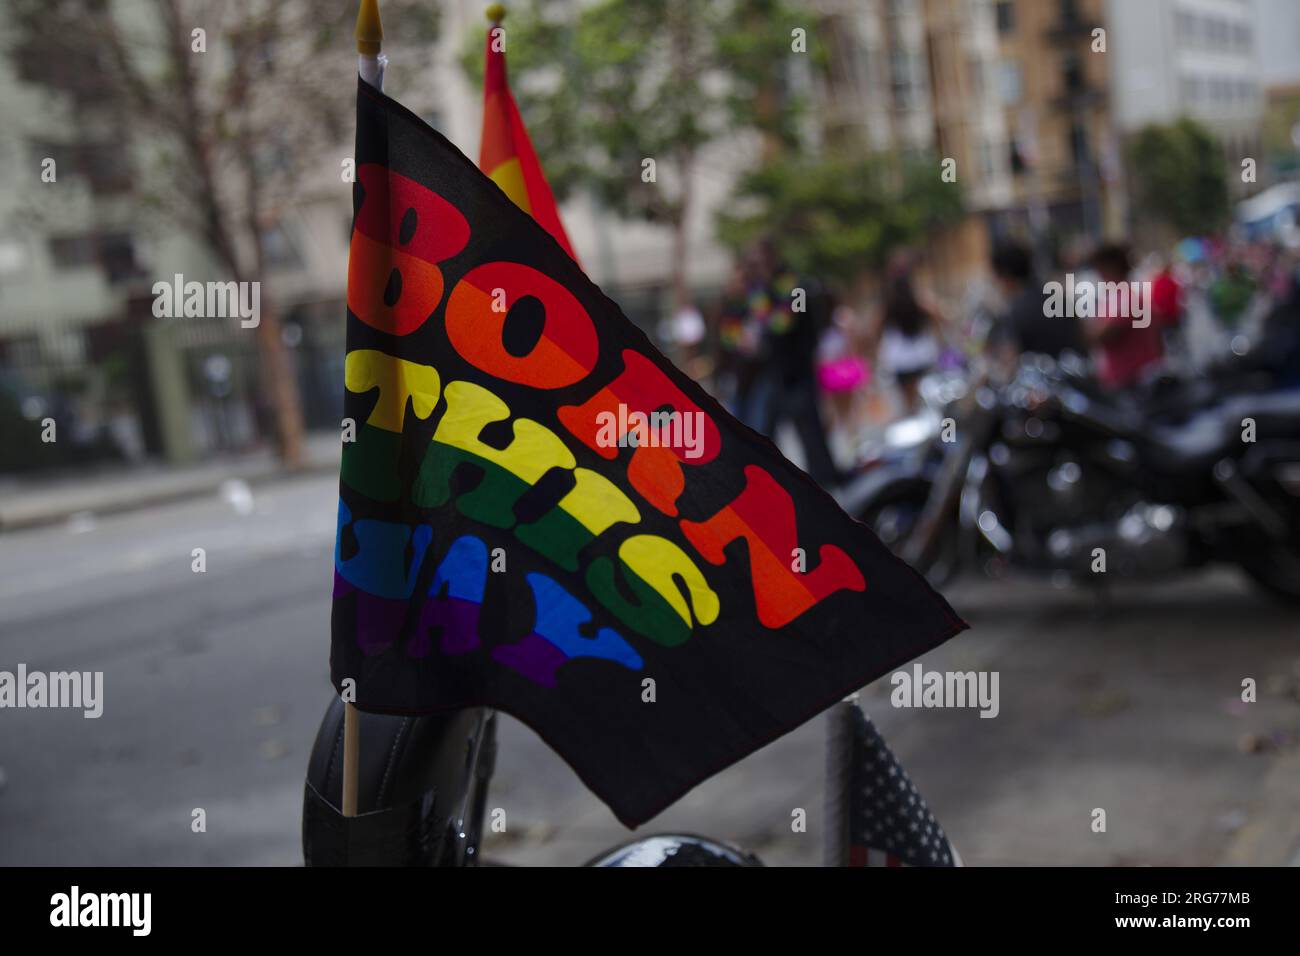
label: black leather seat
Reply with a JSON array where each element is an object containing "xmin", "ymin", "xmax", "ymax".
[
  {"xmin": 302, "ymin": 698, "xmax": 493, "ymax": 865},
  {"xmin": 1145, "ymin": 410, "xmax": 1237, "ymax": 473},
  {"xmin": 1143, "ymin": 390, "xmax": 1300, "ymax": 474}
]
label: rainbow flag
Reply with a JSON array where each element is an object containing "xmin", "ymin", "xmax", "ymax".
[
  {"xmin": 479, "ymin": 17, "xmax": 578, "ymax": 263},
  {"xmin": 332, "ymin": 80, "xmax": 967, "ymax": 828}
]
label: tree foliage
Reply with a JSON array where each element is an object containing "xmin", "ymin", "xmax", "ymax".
[
  {"xmin": 7, "ymin": 0, "xmax": 440, "ymax": 272},
  {"xmin": 461, "ymin": 0, "xmax": 814, "ymax": 306},
  {"xmin": 466, "ymin": 3, "xmax": 968, "ymax": 292},
  {"xmin": 1128, "ymin": 118, "xmax": 1230, "ymax": 236},
  {"xmin": 716, "ymin": 152, "xmax": 965, "ymax": 286},
  {"xmin": 462, "ymin": 0, "xmax": 808, "ymax": 221}
]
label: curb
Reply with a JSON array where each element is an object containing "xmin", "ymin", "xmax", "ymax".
[{"xmin": 0, "ymin": 454, "xmax": 340, "ymax": 534}]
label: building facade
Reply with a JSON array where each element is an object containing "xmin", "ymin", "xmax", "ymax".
[{"xmin": 1107, "ymin": 0, "xmax": 1265, "ymax": 192}]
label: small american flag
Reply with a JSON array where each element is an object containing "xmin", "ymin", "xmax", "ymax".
[{"xmin": 846, "ymin": 706, "xmax": 957, "ymax": 867}]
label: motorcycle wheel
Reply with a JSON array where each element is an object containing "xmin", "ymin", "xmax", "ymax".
[
  {"xmin": 859, "ymin": 482, "xmax": 960, "ymax": 588},
  {"xmin": 1239, "ymin": 541, "xmax": 1300, "ymax": 605}
]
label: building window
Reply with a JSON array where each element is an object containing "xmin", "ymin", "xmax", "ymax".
[
  {"xmin": 48, "ymin": 232, "xmax": 140, "ymax": 282},
  {"xmin": 0, "ymin": 239, "xmax": 27, "ymax": 276},
  {"xmin": 978, "ymin": 139, "xmax": 996, "ymax": 179},
  {"xmin": 1069, "ymin": 122, "xmax": 1090, "ymax": 168},
  {"xmin": 97, "ymin": 232, "xmax": 140, "ymax": 284},
  {"xmin": 48, "ymin": 235, "xmax": 98, "ymax": 270},
  {"xmin": 998, "ymin": 59, "xmax": 1023, "ymax": 105},
  {"xmin": 1206, "ymin": 17, "xmax": 1228, "ymax": 49},
  {"xmin": 995, "ymin": 1, "xmax": 1015, "ymax": 34},
  {"xmin": 968, "ymin": 57, "xmax": 984, "ymax": 97},
  {"xmin": 890, "ymin": 51, "xmax": 914, "ymax": 108},
  {"xmin": 1231, "ymin": 22, "xmax": 1250, "ymax": 53},
  {"xmin": 27, "ymin": 139, "xmax": 132, "ymax": 196},
  {"xmin": 1062, "ymin": 54, "xmax": 1084, "ymax": 96}
]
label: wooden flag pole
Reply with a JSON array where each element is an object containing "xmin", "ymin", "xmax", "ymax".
[
  {"xmin": 342, "ymin": 702, "xmax": 360, "ymax": 817},
  {"xmin": 341, "ymin": 0, "xmax": 385, "ymax": 822}
]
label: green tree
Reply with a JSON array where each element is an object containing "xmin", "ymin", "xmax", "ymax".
[
  {"xmin": 1261, "ymin": 89, "xmax": 1300, "ymax": 178},
  {"xmin": 1128, "ymin": 118, "xmax": 1230, "ymax": 236},
  {"xmin": 716, "ymin": 152, "xmax": 965, "ymax": 287},
  {"xmin": 462, "ymin": 0, "xmax": 811, "ymax": 309}
]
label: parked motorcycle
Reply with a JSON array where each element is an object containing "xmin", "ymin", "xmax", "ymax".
[{"xmin": 840, "ymin": 354, "xmax": 1300, "ymax": 600}]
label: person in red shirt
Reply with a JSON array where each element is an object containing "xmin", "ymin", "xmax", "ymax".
[
  {"xmin": 1087, "ymin": 243, "xmax": 1164, "ymax": 389},
  {"xmin": 1150, "ymin": 261, "xmax": 1183, "ymax": 331}
]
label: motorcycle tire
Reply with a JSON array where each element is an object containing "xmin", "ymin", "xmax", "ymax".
[{"xmin": 859, "ymin": 481, "xmax": 960, "ymax": 588}]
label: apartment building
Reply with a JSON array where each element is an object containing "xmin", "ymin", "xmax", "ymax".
[
  {"xmin": 0, "ymin": 9, "xmax": 377, "ymax": 466},
  {"xmin": 812, "ymin": 0, "xmax": 937, "ymax": 152},
  {"xmin": 983, "ymin": 0, "xmax": 1123, "ymax": 250},
  {"xmin": 923, "ymin": 0, "xmax": 1015, "ymax": 214},
  {"xmin": 1107, "ymin": 0, "xmax": 1265, "ymax": 191}
]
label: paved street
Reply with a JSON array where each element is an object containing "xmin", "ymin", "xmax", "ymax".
[{"xmin": 1, "ymin": 470, "xmax": 1297, "ymax": 866}]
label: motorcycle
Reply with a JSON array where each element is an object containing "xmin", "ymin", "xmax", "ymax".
[
  {"xmin": 302, "ymin": 286, "xmax": 1300, "ymax": 866},
  {"xmin": 839, "ymin": 353, "xmax": 1300, "ymax": 600}
]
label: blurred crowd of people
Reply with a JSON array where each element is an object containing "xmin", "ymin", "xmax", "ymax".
[{"xmin": 667, "ymin": 231, "xmax": 1300, "ymax": 489}]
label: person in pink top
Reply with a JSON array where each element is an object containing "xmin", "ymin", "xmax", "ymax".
[{"xmin": 1088, "ymin": 243, "xmax": 1163, "ymax": 389}]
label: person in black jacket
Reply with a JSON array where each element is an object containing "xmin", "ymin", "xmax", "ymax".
[
  {"xmin": 987, "ymin": 240, "xmax": 1083, "ymax": 363},
  {"xmin": 744, "ymin": 239, "xmax": 843, "ymax": 489}
]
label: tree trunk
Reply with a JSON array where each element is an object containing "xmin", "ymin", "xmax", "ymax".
[
  {"xmin": 158, "ymin": 0, "xmax": 307, "ymax": 469},
  {"xmin": 240, "ymin": 191, "xmax": 306, "ymax": 471},
  {"xmin": 250, "ymin": 288, "xmax": 306, "ymax": 469},
  {"xmin": 670, "ymin": 151, "xmax": 695, "ymax": 313},
  {"xmin": 227, "ymin": 9, "xmax": 307, "ymax": 470}
]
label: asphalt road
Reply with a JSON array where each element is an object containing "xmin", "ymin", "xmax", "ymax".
[{"xmin": 1, "ymin": 471, "xmax": 1297, "ymax": 866}]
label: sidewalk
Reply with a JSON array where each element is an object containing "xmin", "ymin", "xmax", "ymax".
[
  {"xmin": 1220, "ymin": 745, "xmax": 1300, "ymax": 866},
  {"xmin": 0, "ymin": 433, "xmax": 340, "ymax": 533}
]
